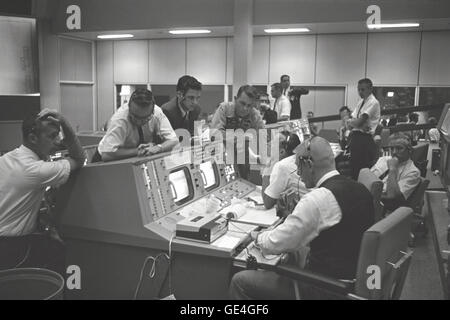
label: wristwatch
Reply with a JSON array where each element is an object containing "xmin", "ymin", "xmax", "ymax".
[{"xmin": 156, "ymin": 144, "xmax": 163, "ymax": 152}]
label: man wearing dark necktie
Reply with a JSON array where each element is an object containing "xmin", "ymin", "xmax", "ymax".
[
  {"xmin": 162, "ymin": 75, "xmax": 202, "ymax": 136},
  {"xmin": 280, "ymin": 74, "xmax": 291, "ymax": 97},
  {"xmin": 97, "ymin": 88, "xmax": 178, "ymax": 161},
  {"xmin": 350, "ymin": 78, "xmax": 381, "ymax": 135}
]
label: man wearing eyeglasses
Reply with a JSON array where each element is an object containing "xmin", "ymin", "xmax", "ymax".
[
  {"xmin": 0, "ymin": 109, "xmax": 85, "ymax": 274},
  {"xmin": 230, "ymin": 137, "xmax": 374, "ymax": 300},
  {"xmin": 98, "ymin": 88, "xmax": 178, "ymax": 162},
  {"xmin": 162, "ymin": 75, "xmax": 202, "ymax": 136},
  {"xmin": 370, "ymin": 132, "xmax": 420, "ymax": 212}
]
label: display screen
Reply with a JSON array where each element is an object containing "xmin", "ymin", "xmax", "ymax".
[
  {"xmin": 199, "ymin": 161, "xmax": 218, "ymax": 190},
  {"xmin": 440, "ymin": 108, "xmax": 450, "ymax": 135},
  {"xmin": 168, "ymin": 168, "xmax": 192, "ymax": 204}
]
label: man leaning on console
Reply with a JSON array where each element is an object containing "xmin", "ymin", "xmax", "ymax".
[{"xmin": 0, "ymin": 75, "xmax": 425, "ymax": 299}]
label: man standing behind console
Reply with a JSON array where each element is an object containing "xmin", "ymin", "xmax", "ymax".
[
  {"xmin": 271, "ymin": 83, "xmax": 291, "ymax": 122},
  {"xmin": 98, "ymin": 88, "xmax": 178, "ymax": 161},
  {"xmin": 211, "ymin": 85, "xmax": 265, "ymax": 133},
  {"xmin": 162, "ymin": 75, "xmax": 202, "ymax": 136},
  {"xmin": 350, "ymin": 78, "xmax": 381, "ymax": 136}
]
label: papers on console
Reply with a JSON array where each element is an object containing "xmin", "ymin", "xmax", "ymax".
[
  {"xmin": 225, "ymin": 201, "xmax": 278, "ymax": 228},
  {"xmin": 239, "ymin": 206, "xmax": 278, "ymax": 227},
  {"xmin": 211, "ymin": 234, "xmax": 242, "ymax": 250}
]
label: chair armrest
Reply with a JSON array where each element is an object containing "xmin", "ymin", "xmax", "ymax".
[{"xmin": 259, "ymin": 263, "xmax": 354, "ymax": 296}]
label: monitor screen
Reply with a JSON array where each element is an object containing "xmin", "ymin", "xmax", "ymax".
[
  {"xmin": 199, "ymin": 161, "xmax": 218, "ymax": 190},
  {"xmin": 168, "ymin": 168, "xmax": 192, "ymax": 204},
  {"xmin": 440, "ymin": 107, "xmax": 450, "ymax": 135}
]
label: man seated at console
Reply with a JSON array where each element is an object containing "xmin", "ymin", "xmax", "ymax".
[
  {"xmin": 0, "ymin": 110, "xmax": 86, "ymax": 275},
  {"xmin": 370, "ymin": 132, "xmax": 420, "ymax": 212},
  {"xmin": 98, "ymin": 88, "xmax": 178, "ymax": 162},
  {"xmin": 262, "ymin": 131, "xmax": 308, "ymax": 209},
  {"xmin": 230, "ymin": 137, "xmax": 374, "ymax": 300},
  {"xmin": 161, "ymin": 75, "xmax": 202, "ymax": 136}
]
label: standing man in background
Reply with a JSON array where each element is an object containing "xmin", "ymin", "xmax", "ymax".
[
  {"xmin": 281, "ymin": 74, "xmax": 291, "ymax": 97},
  {"xmin": 271, "ymin": 83, "xmax": 291, "ymax": 122},
  {"xmin": 211, "ymin": 85, "xmax": 264, "ymax": 133},
  {"xmin": 350, "ymin": 78, "xmax": 381, "ymax": 136},
  {"xmin": 162, "ymin": 75, "xmax": 202, "ymax": 136},
  {"xmin": 280, "ymin": 74, "xmax": 308, "ymax": 120},
  {"xmin": 211, "ymin": 85, "xmax": 265, "ymax": 179}
]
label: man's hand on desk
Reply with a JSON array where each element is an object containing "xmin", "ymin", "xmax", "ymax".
[
  {"xmin": 137, "ymin": 143, "xmax": 153, "ymax": 156},
  {"xmin": 137, "ymin": 143, "xmax": 163, "ymax": 156}
]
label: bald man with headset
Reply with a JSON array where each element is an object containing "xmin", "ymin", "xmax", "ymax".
[{"xmin": 230, "ymin": 137, "xmax": 374, "ymax": 300}]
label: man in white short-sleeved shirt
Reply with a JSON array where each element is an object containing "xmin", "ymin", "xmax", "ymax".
[
  {"xmin": 351, "ymin": 78, "xmax": 381, "ymax": 135},
  {"xmin": 0, "ymin": 110, "xmax": 86, "ymax": 273},
  {"xmin": 371, "ymin": 132, "xmax": 420, "ymax": 211},
  {"xmin": 271, "ymin": 82, "xmax": 291, "ymax": 121},
  {"xmin": 98, "ymin": 88, "xmax": 178, "ymax": 162},
  {"xmin": 262, "ymin": 131, "xmax": 308, "ymax": 209}
]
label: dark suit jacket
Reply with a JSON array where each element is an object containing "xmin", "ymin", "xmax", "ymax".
[{"xmin": 161, "ymin": 97, "xmax": 201, "ymax": 135}]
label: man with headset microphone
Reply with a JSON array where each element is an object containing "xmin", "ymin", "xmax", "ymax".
[{"xmin": 230, "ymin": 137, "xmax": 374, "ymax": 300}]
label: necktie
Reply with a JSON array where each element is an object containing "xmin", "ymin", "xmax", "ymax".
[
  {"xmin": 357, "ymin": 99, "xmax": 366, "ymax": 118},
  {"xmin": 379, "ymin": 169, "xmax": 389, "ymax": 180},
  {"xmin": 137, "ymin": 126, "xmax": 145, "ymax": 145}
]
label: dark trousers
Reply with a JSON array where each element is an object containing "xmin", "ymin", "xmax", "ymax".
[
  {"xmin": 0, "ymin": 234, "xmax": 65, "ymax": 276},
  {"xmin": 229, "ymin": 270, "xmax": 345, "ymax": 300}
]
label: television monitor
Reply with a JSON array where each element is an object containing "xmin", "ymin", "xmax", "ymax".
[
  {"xmin": 437, "ymin": 104, "xmax": 450, "ymax": 187},
  {"xmin": 168, "ymin": 168, "xmax": 193, "ymax": 205},
  {"xmin": 199, "ymin": 161, "xmax": 219, "ymax": 191},
  {"xmin": 438, "ymin": 103, "xmax": 450, "ymax": 136}
]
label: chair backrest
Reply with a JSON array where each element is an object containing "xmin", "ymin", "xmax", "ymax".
[
  {"xmin": 318, "ymin": 129, "xmax": 339, "ymax": 143},
  {"xmin": 380, "ymin": 129, "xmax": 390, "ymax": 148},
  {"xmin": 406, "ymin": 177, "xmax": 430, "ymax": 214},
  {"xmin": 412, "ymin": 143, "xmax": 429, "ymax": 177},
  {"xmin": 412, "ymin": 143, "xmax": 429, "ymax": 164},
  {"xmin": 358, "ymin": 168, "xmax": 384, "ymax": 222},
  {"xmin": 354, "ymin": 207, "xmax": 413, "ymax": 299}
]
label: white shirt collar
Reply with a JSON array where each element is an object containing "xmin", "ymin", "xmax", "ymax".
[
  {"xmin": 178, "ymin": 98, "xmax": 188, "ymax": 118},
  {"xmin": 19, "ymin": 145, "xmax": 40, "ymax": 161},
  {"xmin": 364, "ymin": 93, "xmax": 375, "ymax": 103},
  {"xmin": 316, "ymin": 170, "xmax": 340, "ymax": 188}
]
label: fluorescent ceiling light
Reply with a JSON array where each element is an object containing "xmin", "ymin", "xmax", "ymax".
[
  {"xmin": 367, "ymin": 23, "xmax": 420, "ymax": 29},
  {"xmin": 97, "ymin": 34, "xmax": 134, "ymax": 39},
  {"xmin": 169, "ymin": 29, "xmax": 211, "ymax": 35},
  {"xmin": 264, "ymin": 28, "xmax": 310, "ymax": 33}
]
